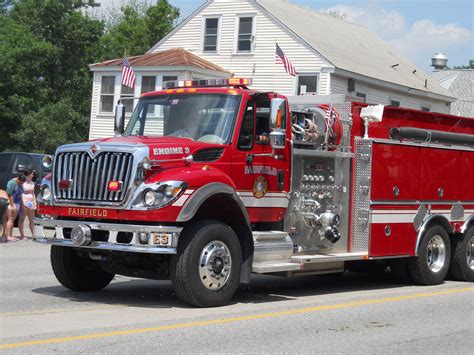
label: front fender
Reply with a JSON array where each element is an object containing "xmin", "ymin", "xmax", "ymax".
[{"xmin": 177, "ymin": 182, "xmax": 249, "ymax": 225}]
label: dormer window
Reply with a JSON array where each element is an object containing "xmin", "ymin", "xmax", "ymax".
[
  {"xmin": 203, "ymin": 17, "xmax": 219, "ymax": 52},
  {"xmin": 237, "ymin": 16, "xmax": 254, "ymax": 53}
]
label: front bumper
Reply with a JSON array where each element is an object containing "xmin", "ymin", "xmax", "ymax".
[{"xmin": 34, "ymin": 218, "xmax": 181, "ymax": 254}]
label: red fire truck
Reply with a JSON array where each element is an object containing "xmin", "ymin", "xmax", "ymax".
[{"xmin": 35, "ymin": 78, "xmax": 474, "ymax": 307}]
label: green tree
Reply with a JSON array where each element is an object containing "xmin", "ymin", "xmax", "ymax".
[
  {"xmin": 10, "ymin": 0, "xmax": 104, "ymax": 116},
  {"xmin": 100, "ymin": 0, "xmax": 179, "ymax": 58},
  {"xmin": 0, "ymin": 16, "xmax": 54, "ymax": 151},
  {"xmin": 1, "ymin": 0, "xmax": 181, "ymax": 154},
  {"xmin": 13, "ymin": 99, "xmax": 89, "ymax": 154},
  {"xmin": 1, "ymin": 0, "xmax": 104, "ymax": 152}
]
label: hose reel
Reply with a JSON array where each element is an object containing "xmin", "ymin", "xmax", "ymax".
[{"xmin": 291, "ymin": 105, "xmax": 343, "ymax": 147}]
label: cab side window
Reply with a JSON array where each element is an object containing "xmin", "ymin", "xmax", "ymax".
[
  {"xmin": 238, "ymin": 99, "xmax": 254, "ymax": 150},
  {"xmin": 255, "ymin": 96, "xmax": 271, "ymax": 144}
]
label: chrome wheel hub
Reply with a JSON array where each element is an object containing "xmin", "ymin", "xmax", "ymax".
[
  {"xmin": 199, "ymin": 241, "xmax": 232, "ymax": 290},
  {"xmin": 426, "ymin": 235, "xmax": 446, "ymax": 273},
  {"xmin": 467, "ymin": 236, "xmax": 474, "ymax": 271}
]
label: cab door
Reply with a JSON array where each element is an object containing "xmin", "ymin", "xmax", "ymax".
[{"xmin": 231, "ymin": 94, "xmax": 291, "ymax": 223}]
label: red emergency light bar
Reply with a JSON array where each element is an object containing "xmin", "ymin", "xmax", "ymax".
[{"xmin": 164, "ymin": 78, "xmax": 252, "ymax": 90}]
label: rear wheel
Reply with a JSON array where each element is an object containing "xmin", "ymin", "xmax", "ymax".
[
  {"xmin": 408, "ymin": 225, "xmax": 450, "ymax": 285},
  {"xmin": 171, "ymin": 220, "xmax": 242, "ymax": 307},
  {"xmin": 50, "ymin": 245, "xmax": 115, "ymax": 291},
  {"xmin": 449, "ymin": 227, "xmax": 474, "ymax": 282}
]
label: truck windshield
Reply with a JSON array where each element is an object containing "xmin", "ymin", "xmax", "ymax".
[{"xmin": 123, "ymin": 93, "xmax": 241, "ymax": 144}]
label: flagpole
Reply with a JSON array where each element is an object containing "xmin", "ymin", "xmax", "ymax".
[
  {"xmin": 120, "ymin": 50, "xmax": 127, "ymax": 102},
  {"xmin": 273, "ymin": 40, "xmax": 277, "ymax": 92}
]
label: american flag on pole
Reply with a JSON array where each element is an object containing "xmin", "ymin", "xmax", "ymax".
[
  {"xmin": 275, "ymin": 43, "xmax": 297, "ymax": 76},
  {"xmin": 121, "ymin": 57, "xmax": 136, "ymax": 88}
]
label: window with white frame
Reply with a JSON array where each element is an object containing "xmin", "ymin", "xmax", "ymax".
[
  {"xmin": 421, "ymin": 105, "xmax": 431, "ymax": 112},
  {"xmin": 203, "ymin": 17, "xmax": 219, "ymax": 52},
  {"xmin": 390, "ymin": 99, "xmax": 400, "ymax": 108},
  {"xmin": 356, "ymin": 92, "xmax": 367, "ymax": 103},
  {"xmin": 237, "ymin": 17, "xmax": 254, "ymax": 53},
  {"xmin": 99, "ymin": 76, "xmax": 115, "ymax": 113},
  {"xmin": 297, "ymin": 75, "xmax": 318, "ymax": 95},
  {"xmin": 141, "ymin": 76, "xmax": 156, "ymax": 94},
  {"xmin": 121, "ymin": 84, "xmax": 134, "ymax": 113}
]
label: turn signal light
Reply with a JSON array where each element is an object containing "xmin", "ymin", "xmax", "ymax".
[{"xmin": 107, "ymin": 181, "xmax": 122, "ymax": 192}]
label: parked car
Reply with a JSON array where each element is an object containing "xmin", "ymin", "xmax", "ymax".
[{"xmin": 0, "ymin": 152, "xmax": 53, "ymax": 193}]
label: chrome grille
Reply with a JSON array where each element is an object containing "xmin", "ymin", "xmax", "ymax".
[{"xmin": 54, "ymin": 152, "xmax": 134, "ymax": 203}]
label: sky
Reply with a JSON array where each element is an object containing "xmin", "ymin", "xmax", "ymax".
[{"xmin": 96, "ymin": 0, "xmax": 474, "ymax": 72}]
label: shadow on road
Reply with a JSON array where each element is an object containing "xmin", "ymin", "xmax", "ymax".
[
  {"xmin": 234, "ymin": 272, "xmax": 410, "ymax": 304},
  {"xmin": 32, "ymin": 271, "xmax": 411, "ymax": 308}
]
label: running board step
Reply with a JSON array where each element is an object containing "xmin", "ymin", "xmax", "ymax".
[
  {"xmin": 291, "ymin": 252, "xmax": 368, "ymax": 264},
  {"xmin": 252, "ymin": 231, "xmax": 289, "ymax": 241},
  {"xmin": 251, "ymin": 252, "xmax": 368, "ymax": 274},
  {"xmin": 252, "ymin": 231, "xmax": 293, "ymax": 263},
  {"xmin": 252, "ymin": 262, "xmax": 301, "ymax": 273}
]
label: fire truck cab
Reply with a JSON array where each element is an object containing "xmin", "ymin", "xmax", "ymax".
[{"xmin": 35, "ymin": 78, "xmax": 474, "ymax": 307}]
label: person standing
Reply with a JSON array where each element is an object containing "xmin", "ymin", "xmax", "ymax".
[
  {"xmin": 5, "ymin": 174, "xmax": 26, "ymax": 241},
  {"xmin": 20, "ymin": 170, "xmax": 37, "ymax": 239},
  {"xmin": 0, "ymin": 189, "xmax": 9, "ymax": 242}
]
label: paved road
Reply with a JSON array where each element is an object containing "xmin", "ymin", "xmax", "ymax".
[{"xmin": 1, "ymin": 235, "xmax": 473, "ymax": 354}]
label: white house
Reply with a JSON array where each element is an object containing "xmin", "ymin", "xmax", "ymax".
[
  {"xmin": 89, "ymin": 0, "xmax": 456, "ymax": 139},
  {"xmin": 150, "ymin": 0, "xmax": 454, "ymax": 112},
  {"xmin": 432, "ymin": 69, "xmax": 474, "ymax": 117},
  {"xmin": 88, "ymin": 48, "xmax": 231, "ymax": 139}
]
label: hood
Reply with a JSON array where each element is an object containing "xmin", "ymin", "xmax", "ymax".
[{"xmin": 90, "ymin": 136, "xmax": 224, "ymax": 160}]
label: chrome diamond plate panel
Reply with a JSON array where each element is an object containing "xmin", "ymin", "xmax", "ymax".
[{"xmin": 351, "ymin": 138, "xmax": 372, "ymax": 253}]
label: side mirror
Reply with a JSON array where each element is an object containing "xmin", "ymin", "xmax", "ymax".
[
  {"xmin": 270, "ymin": 98, "xmax": 286, "ymax": 129},
  {"xmin": 270, "ymin": 131, "xmax": 286, "ymax": 150},
  {"xmin": 114, "ymin": 102, "xmax": 126, "ymax": 137}
]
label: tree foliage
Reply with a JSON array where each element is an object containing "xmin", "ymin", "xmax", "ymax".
[
  {"xmin": 0, "ymin": 0, "xmax": 179, "ymax": 154},
  {"xmin": 0, "ymin": 16, "xmax": 55, "ymax": 151},
  {"xmin": 13, "ymin": 99, "xmax": 89, "ymax": 154},
  {"xmin": 100, "ymin": 0, "xmax": 179, "ymax": 58}
]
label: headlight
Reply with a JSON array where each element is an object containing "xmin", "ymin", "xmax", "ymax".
[
  {"xmin": 138, "ymin": 181, "xmax": 187, "ymax": 209},
  {"xmin": 42, "ymin": 155, "xmax": 53, "ymax": 169},
  {"xmin": 144, "ymin": 189, "xmax": 157, "ymax": 206}
]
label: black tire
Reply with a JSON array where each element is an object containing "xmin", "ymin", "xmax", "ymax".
[
  {"xmin": 171, "ymin": 220, "xmax": 242, "ymax": 307},
  {"xmin": 449, "ymin": 227, "xmax": 474, "ymax": 282},
  {"xmin": 50, "ymin": 245, "xmax": 115, "ymax": 291},
  {"xmin": 408, "ymin": 225, "xmax": 451, "ymax": 285}
]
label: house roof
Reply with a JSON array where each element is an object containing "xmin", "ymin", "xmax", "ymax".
[
  {"xmin": 254, "ymin": 0, "xmax": 453, "ymax": 99},
  {"xmin": 90, "ymin": 48, "xmax": 231, "ymax": 74},
  {"xmin": 431, "ymin": 70, "xmax": 474, "ymax": 117}
]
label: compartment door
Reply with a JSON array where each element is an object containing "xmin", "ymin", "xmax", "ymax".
[
  {"xmin": 371, "ymin": 144, "xmax": 420, "ymax": 201},
  {"xmin": 419, "ymin": 148, "xmax": 461, "ymax": 201}
]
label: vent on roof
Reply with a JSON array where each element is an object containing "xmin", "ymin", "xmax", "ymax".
[
  {"xmin": 193, "ymin": 148, "xmax": 224, "ymax": 162},
  {"xmin": 431, "ymin": 53, "xmax": 448, "ymax": 70}
]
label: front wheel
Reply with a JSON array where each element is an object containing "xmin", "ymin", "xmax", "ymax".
[
  {"xmin": 50, "ymin": 245, "xmax": 115, "ymax": 291},
  {"xmin": 171, "ymin": 221, "xmax": 242, "ymax": 307},
  {"xmin": 449, "ymin": 227, "xmax": 474, "ymax": 282},
  {"xmin": 408, "ymin": 225, "xmax": 450, "ymax": 285}
]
